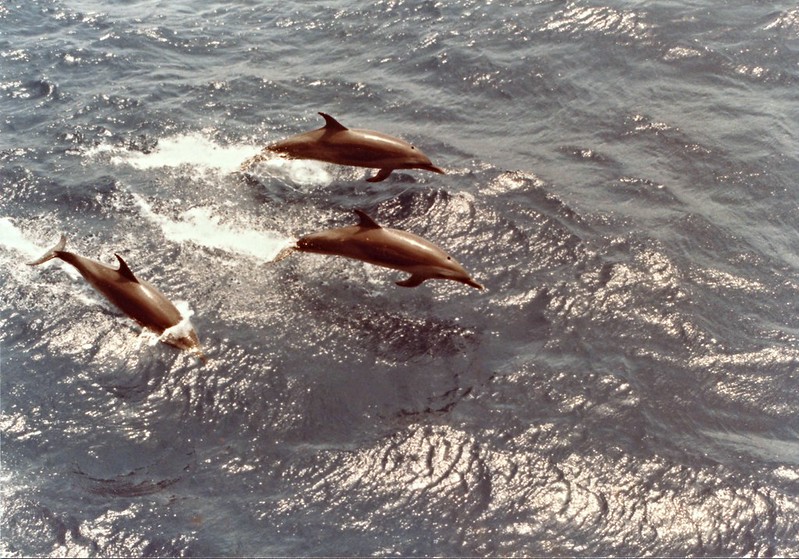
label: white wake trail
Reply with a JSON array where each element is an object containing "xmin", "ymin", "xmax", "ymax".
[{"xmin": 132, "ymin": 194, "xmax": 293, "ymax": 263}]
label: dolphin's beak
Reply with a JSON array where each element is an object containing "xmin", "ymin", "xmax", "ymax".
[
  {"xmin": 423, "ymin": 163, "xmax": 446, "ymax": 175},
  {"xmin": 462, "ymin": 277, "xmax": 484, "ymax": 290}
]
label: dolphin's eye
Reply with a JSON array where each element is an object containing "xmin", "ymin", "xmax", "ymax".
[
  {"xmin": 447, "ymin": 256, "xmax": 452, "ymax": 260},
  {"xmin": 411, "ymin": 146, "xmax": 416, "ymax": 150}
]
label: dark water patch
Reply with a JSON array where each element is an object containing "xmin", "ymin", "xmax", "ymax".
[
  {"xmin": 275, "ymin": 274, "xmax": 481, "ymax": 361},
  {"xmin": 253, "ymin": 424, "xmax": 491, "ymax": 556},
  {"xmin": 73, "ymin": 92, "xmax": 144, "ymax": 120},
  {"xmin": 2, "ymin": 78, "xmax": 61, "ymax": 102},
  {"xmin": 1, "ymin": 165, "xmax": 60, "ymax": 208},
  {"xmin": 455, "ymin": 367, "xmax": 787, "ymax": 556},
  {"xmin": 99, "ymin": 359, "xmax": 171, "ymax": 403},
  {"xmin": 379, "ymin": 187, "xmax": 463, "ymax": 227},
  {"xmin": 74, "ymin": 469, "xmax": 181, "ymax": 498},
  {"xmin": 558, "ymin": 144, "xmax": 618, "ymax": 166},
  {"xmin": 3, "ymin": 171, "xmax": 127, "ymax": 222},
  {"xmin": 2, "ymin": 499, "xmax": 97, "ymax": 557},
  {"xmin": 488, "ymin": 170, "xmax": 590, "ymax": 233},
  {"xmin": 611, "ymin": 175, "xmax": 684, "ymax": 209}
]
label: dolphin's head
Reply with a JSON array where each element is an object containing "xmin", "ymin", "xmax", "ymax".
[
  {"xmin": 403, "ymin": 145, "xmax": 445, "ymax": 174},
  {"xmin": 433, "ymin": 254, "xmax": 484, "ymax": 290},
  {"xmin": 160, "ymin": 323, "xmax": 206, "ymax": 363},
  {"xmin": 415, "ymin": 161, "xmax": 446, "ymax": 174}
]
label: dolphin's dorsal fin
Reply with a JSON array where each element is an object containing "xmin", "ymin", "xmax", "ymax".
[
  {"xmin": 114, "ymin": 254, "xmax": 138, "ymax": 282},
  {"xmin": 354, "ymin": 209, "xmax": 382, "ymax": 229},
  {"xmin": 319, "ymin": 112, "xmax": 348, "ymax": 132}
]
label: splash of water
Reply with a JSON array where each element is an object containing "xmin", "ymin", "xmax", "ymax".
[
  {"xmin": 247, "ymin": 156, "xmax": 334, "ymax": 188},
  {"xmin": 0, "ymin": 217, "xmax": 48, "ymax": 260},
  {"xmin": 0, "ymin": 218, "xmax": 84, "ymax": 281}
]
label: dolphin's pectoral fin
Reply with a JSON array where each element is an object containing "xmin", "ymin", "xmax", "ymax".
[
  {"xmin": 319, "ymin": 112, "xmax": 348, "ymax": 131},
  {"xmin": 27, "ymin": 234, "xmax": 68, "ymax": 266},
  {"xmin": 114, "ymin": 254, "xmax": 139, "ymax": 283},
  {"xmin": 396, "ymin": 274, "xmax": 427, "ymax": 288},
  {"xmin": 366, "ymin": 168, "xmax": 394, "ymax": 182}
]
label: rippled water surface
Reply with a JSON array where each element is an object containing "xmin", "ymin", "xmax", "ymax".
[{"xmin": 2, "ymin": 0, "xmax": 799, "ymax": 556}]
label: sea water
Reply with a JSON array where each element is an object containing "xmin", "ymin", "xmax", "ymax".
[{"xmin": 2, "ymin": 1, "xmax": 798, "ymax": 556}]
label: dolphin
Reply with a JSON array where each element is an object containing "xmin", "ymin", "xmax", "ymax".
[
  {"xmin": 28, "ymin": 235, "xmax": 205, "ymax": 360},
  {"xmin": 241, "ymin": 112, "xmax": 446, "ymax": 182},
  {"xmin": 277, "ymin": 209, "xmax": 483, "ymax": 289}
]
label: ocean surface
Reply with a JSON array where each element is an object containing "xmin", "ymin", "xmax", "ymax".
[{"xmin": 2, "ymin": 0, "xmax": 798, "ymax": 556}]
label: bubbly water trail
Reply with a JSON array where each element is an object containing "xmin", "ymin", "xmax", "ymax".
[
  {"xmin": 0, "ymin": 217, "xmax": 50, "ymax": 260},
  {"xmin": 131, "ymin": 194, "xmax": 293, "ymax": 262},
  {"xmin": 85, "ymin": 132, "xmax": 263, "ymax": 173},
  {"xmin": 0, "ymin": 217, "xmax": 83, "ymax": 280},
  {"xmin": 87, "ymin": 131, "xmax": 334, "ymax": 187},
  {"xmin": 84, "ymin": 134, "xmax": 301, "ymax": 261}
]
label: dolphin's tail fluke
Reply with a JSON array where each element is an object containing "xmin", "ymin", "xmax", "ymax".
[
  {"xmin": 239, "ymin": 150, "xmax": 269, "ymax": 172},
  {"xmin": 193, "ymin": 347, "xmax": 208, "ymax": 365},
  {"xmin": 272, "ymin": 243, "xmax": 298, "ymax": 263},
  {"xmin": 27, "ymin": 234, "xmax": 67, "ymax": 266}
]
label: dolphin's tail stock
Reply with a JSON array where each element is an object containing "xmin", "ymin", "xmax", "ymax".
[{"xmin": 27, "ymin": 234, "xmax": 67, "ymax": 266}]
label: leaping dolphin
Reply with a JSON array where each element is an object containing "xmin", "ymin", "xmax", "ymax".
[
  {"xmin": 277, "ymin": 209, "xmax": 483, "ymax": 290},
  {"xmin": 241, "ymin": 112, "xmax": 446, "ymax": 182},
  {"xmin": 28, "ymin": 235, "xmax": 205, "ymax": 361}
]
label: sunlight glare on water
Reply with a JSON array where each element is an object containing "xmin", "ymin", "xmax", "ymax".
[{"xmin": 2, "ymin": 0, "xmax": 799, "ymax": 556}]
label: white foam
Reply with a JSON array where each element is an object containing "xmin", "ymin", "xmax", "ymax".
[
  {"xmin": 85, "ymin": 132, "xmax": 336, "ymax": 188},
  {"xmin": 0, "ymin": 217, "xmax": 46, "ymax": 260},
  {"xmin": 87, "ymin": 132, "xmax": 263, "ymax": 174},
  {"xmin": 158, "ymin": 301, "xmax": 196, "ymax": 345},
  {"xmin": 132, "ymin": 194, "xmax": 293, "ymax": 262},
  {"xmin": 0, "ymin": 217, "xmax": 85, "ymax": 283}
]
